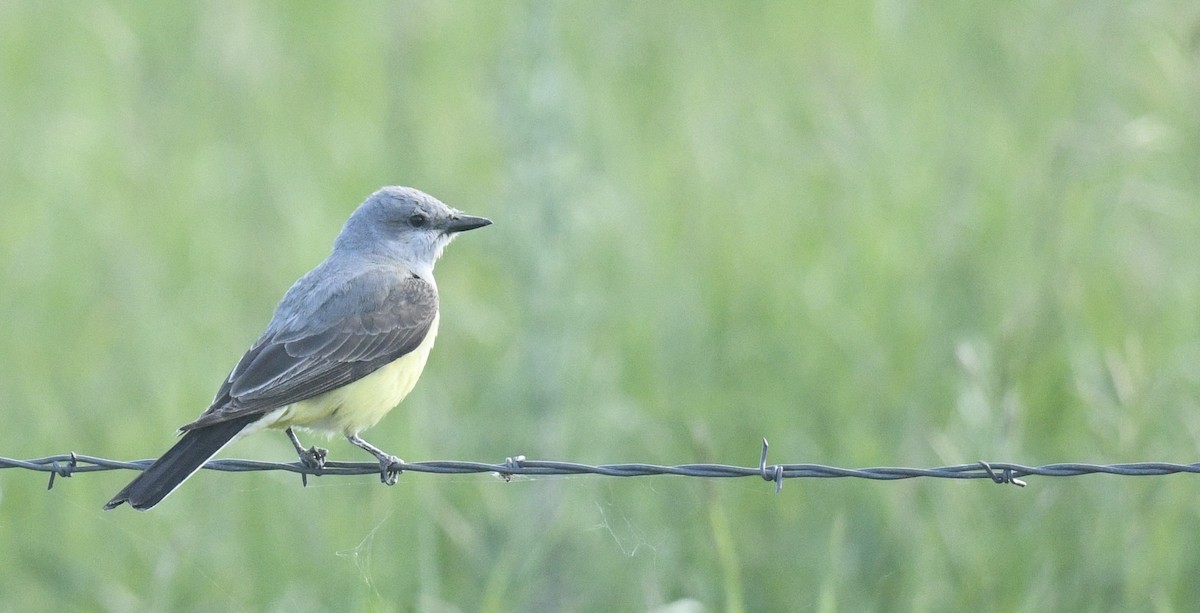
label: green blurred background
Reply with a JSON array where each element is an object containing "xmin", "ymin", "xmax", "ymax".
[{"xmin": 2, "ymin": 2, "xmax": 1199, "ymax": 611}]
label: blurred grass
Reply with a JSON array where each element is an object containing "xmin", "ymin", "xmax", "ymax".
[{"xmin": 2, "ymin": 1, "xmax": 1200, "ymax": 611}]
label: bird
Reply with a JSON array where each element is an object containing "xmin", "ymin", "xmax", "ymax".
[{"xmin": 104, "ymin": 186, "xmax": 491, "ymax": 510}]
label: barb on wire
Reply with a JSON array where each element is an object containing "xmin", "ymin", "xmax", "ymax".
[{"xmin": 5, "ymin": 439, "xmax": 1200, "ymax": 493}]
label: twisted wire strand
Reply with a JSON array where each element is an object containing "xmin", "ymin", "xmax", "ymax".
[{"xmin": 5, "ymin": 440, "xmax": 1199, "ymax": 492}]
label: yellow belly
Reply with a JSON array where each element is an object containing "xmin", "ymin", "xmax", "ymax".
[{"xmin": 260, "ymin": 312, "xmax": 439, "ymax": 437}]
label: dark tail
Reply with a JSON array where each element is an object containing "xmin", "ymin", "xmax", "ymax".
[{"xmin": 104, "ymin": 414, "xmax": 259, "ymax": 511}]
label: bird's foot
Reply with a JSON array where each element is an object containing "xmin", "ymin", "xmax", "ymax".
[
  {"xmin": 347, "ymin": 434, "xmax": 404, "ymax": 485},
  {"xmin": 285, "ymin": 428, "xmax": 327, "ymax": 487},
  {"xmin": 297, "ymin": 446, "xmax": 328, "ymax": 487},
  {"xmin": 298, "ymin": 445, "xmax": 328, "ymax": 470},
  {"xmin": 377, "ymin": 455, "xmax": 403, "ymax": 486}
]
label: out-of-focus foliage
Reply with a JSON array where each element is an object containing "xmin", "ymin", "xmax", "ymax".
[{"xmin": 2, "ymin": 2, "xmax": 1199, "ymax": 611}]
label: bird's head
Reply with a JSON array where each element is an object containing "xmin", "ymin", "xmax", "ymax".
[{"xmin": 335, "ymin": 186, "xmax": 491, "ymax": 275}]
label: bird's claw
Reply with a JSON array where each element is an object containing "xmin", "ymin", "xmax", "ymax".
[
  {"xmin": 299, "ymin": 445, "xmax": 328, "ymax": 470},
  {"xmin": 297, "ymin": 446, "xmax": 327, "ymax": 487},
  {"xmin": 345, "ymin": 434, "xmax": 403, "ymax": 485},
  {"xmin": 379, "ymin": 456, "xmax": 403, "ymax": 486}
]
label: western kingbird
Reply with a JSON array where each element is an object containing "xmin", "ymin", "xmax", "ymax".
[{"xmin": 104, "ymin": 186, "xmax": 491, "ymax": 510}]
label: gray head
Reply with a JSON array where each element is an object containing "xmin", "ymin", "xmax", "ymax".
[{"xmin": 333, "ymin": 186, "xmax": 491, "ymax": 274}]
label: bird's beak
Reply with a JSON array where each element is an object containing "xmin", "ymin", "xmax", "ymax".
[{"xmin": 444, "ymin": 214, "xmax": 492, "ymax": 233}]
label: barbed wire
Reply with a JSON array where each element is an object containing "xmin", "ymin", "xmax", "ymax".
[{"xmin": 4, "ymin": 440, "xmax": 1200, "ymax": 493}]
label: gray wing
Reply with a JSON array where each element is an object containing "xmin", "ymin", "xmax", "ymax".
[{"xmin": 182, "ymin": 272, "xmax": 438, "ymax": 430}]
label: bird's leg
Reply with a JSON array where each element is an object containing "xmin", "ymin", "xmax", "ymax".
[
  {"xmin": 286, "ymin": 427, "xmax": 328, "ymax": 468},
  {"xmin": 285, "ymin": 427, "xmax": 327, "ymax": 487},
  {"xmin": 347, "ymin": 434, "xmax": 403, "ymax": 486}
]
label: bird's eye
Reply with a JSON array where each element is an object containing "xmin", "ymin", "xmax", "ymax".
[{"xmin": 407, "ymin": 213, "xmax": 428, "ymax": 228}]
